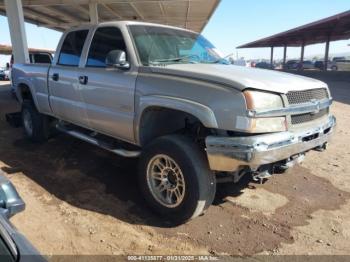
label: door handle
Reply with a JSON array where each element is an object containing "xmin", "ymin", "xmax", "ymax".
[
  {"xmin": 52, "ymin": 73, "xmax": 59, "ymax": 81},
  {"xmin": 79, "ymin": 75, "xmax": 88, "ymax": 85}
]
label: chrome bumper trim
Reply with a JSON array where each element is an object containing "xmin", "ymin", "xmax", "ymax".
[{"xmin": 206, "ymin": 115, "xmax": 336, "ymax": 172}]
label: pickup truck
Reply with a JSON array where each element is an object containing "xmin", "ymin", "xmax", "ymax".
[{"xmin": 12, "ymin": 21, "xmax": 336, "ymax": 224}]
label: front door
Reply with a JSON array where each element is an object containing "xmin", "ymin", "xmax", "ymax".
[{"xmin": 77, "ymin": 26, "xmax": 137, "ymax": 143}]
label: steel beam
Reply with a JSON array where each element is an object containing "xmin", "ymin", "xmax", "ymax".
[
  {"xmin": 300, "ymin": 42, "xmax": 305, "ymax": 70},
  {"xmin": 270, "ymin": 46, "xmax": 274, "ymax": 66},
  {"xmin": 89, "ymin": 3, "xmax": 99, "ymax": 24},
  {"xmin": 283, "ymin": 45, "xmax": 287, "ymax": 67},
  {"xmin": 324, "ymin": 37, "xmax": 330, "ymax": 71},
  {"xmin": 4, "ymin": 0, "xmax": 29, "ymax": 64}
]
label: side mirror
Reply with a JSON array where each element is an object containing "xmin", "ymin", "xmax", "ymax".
[
  {"xmin": 106, "ymin": 50, "xmax": 130, "ymax": 70},
  {"xmin": 0, "ymin": 175, "xmax": 25, "ymax": 218}
]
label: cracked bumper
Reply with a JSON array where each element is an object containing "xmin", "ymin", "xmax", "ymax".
[{"xmin": 206, "ymin": 115, "xmax": 336, "ymax": 172}]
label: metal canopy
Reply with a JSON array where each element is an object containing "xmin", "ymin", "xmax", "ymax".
[
  {"xmin": 0, "ymin": 44, "xmax": 54, "ymax": 55},
  {"xmin": 0, "ymin": 0, "xmax": 220, "ymax": 32},
  {"xmin": 237, "ymin": 10, "xmax": 350, "ymax": 48}
]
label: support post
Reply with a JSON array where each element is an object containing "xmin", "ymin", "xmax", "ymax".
[
  {"xmin": 4, "ymin": 0, "xmax": 29, "ymax": 64},
  {"xmin": 89, "ymin": 3, "xmax": 99, "ymax": 24},
  {"xmin": 324, "ymin": 37, "xmax": 330, "ymax": 71},
  {"xmin": 283, "ymin": 45, "xmax": 287, "ymax": 68},
  {"xmin": 270, "ymin": 46, "xmax": 274, "ymax": 66},
  {"xmin": 300, "ymin": 42, "xmax": 305, "ymax": 70}
]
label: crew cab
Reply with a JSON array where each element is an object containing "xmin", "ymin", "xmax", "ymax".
[{"xmin": 11, "ymin": 21, "xmax": 336, "ymax": 224}]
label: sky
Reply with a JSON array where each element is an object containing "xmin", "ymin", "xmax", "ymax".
[{"xmin": 0, "ymin": 0, "xmax": 349, "ymax": 66}]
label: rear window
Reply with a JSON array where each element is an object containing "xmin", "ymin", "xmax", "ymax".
[
  {"xmin": 58, "ymin": 30, "xmax": 89, "ymax": 66},
  {"xmin": 33, "ymin": 53, "xmax": 52, "ymax": 64}
]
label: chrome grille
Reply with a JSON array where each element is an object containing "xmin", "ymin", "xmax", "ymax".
[
  {"xmin": 291, "ymin": 109, "xmax": 329, "ymax": 125},
  {"xmin": 286, "ymin": 88, "xmax": 329, "ymax": 105}
]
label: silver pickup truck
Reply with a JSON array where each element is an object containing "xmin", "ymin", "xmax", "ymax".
[{"xmin": 12, "ymin": 21, "xmax": 335, "ymax": 224}]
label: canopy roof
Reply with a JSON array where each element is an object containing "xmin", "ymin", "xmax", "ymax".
[
  {"xmin": 0, "ymin": 44, "xmax": 54, "ymax": 55},
  {"xmin": 0, "ymin": 0, "xmax": 220, "ymax": 32},
  {"xmin": 238, "ymin": 10, "xmax": 350, "ymax": 48}
]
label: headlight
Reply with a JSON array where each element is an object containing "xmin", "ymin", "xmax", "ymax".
[
  {"xmin": 244, "ymin": 90, "xmax": 283, "ymax": 110},
  {"xmin": 241, "ymin": 90, "xmax": 286, "ymax": 133}
]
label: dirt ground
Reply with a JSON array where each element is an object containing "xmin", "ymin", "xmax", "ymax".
[{"xmin": 0, "ymin": 73, "xmax": 349, "ymax": 257}]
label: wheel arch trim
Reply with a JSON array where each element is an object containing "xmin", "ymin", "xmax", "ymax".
[{"xmin": 135, "ymin": 95, "xmax": 218, "ymax": 145}]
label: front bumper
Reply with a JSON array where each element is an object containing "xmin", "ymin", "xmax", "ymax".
[{"xmin": 206, "ymin": 115, "xmax": 336, "ymax": 172}]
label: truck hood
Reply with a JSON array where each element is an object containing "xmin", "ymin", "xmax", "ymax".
[{"xmin": 149, "ymin": 64, "xmax": 327, "ymax": 94}]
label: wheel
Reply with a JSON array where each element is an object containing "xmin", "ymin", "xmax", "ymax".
[
  {"xmin": 138, "ymin": 135, "xmax": 216, "ymax": 225},
  {"xmin": 331, "ymin": 65, "xmax": 338, "ymax": 71},
  {"xmin": 21, "ymin": 100, "xmax": 50, "ymax": 143}
]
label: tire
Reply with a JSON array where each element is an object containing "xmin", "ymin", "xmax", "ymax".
[
  {"xmin": 331, "ymin": 66, "xmax": 338, "ymax": 71},
  {"xmin": 21, "ymin": 100, "xmax": 50, "ymax": 143},
  {"xmin": 138, "ymin": 135, "xmax": 216, "ymax": 225}
]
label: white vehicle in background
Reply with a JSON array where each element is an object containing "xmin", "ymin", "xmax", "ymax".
[
  {"xmin": 228, "ymin": 56, "xmax": 247, "ymax": 67},
  {"xmin": 4, "ymin": 69, "xmax": 10, "ymax": 80}
]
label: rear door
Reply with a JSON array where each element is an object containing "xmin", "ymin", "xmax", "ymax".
[
  {"xmin": 77, "ymin": 26, "xmax": 137, "ymax": 143},
  {"xmin": 48, "ymin": 29, "xmax": 90, "ymax": 127}
]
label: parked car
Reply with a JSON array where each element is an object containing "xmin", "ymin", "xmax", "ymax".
[
  {"xmin": 255, "ymin": 62, "xmax": 274, "ymax": 70},
  {"xmin": 284, "ymin": 60, "xmax": 299, "ymax": 69},
  {"xmin": 301, "ymin": 60, "xmax": 314, "ymax": 70},
  {"xmin": 314, "ymin": 60, "xmax": 338, "ymax": 71},
  {"xmin": 12, "ymin": 21, "xmax": 335, "ymax": 224},
  {"xmin": 333, "ymin": 60, "xmax": 350, "ymax": 71},
  {"xmin": 332, "ymin": 56, "xmax": 346, "ymax": 62},
  {"xmin": 0, "ymin": 174, "xmax": 45, "ymax": 261},
  {"xmin": 0, "ymin": 69, "xmax": 6, "ymax": 80}
]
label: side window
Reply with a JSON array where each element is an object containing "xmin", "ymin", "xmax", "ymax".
[
  {"xmin": 87, "ymin": 27, "xmax": 127, "ymax": 67},
  {"xmin": 58, "ymin": 30, "xmax": 89, "ymax": 66},
  {"xmin": 34, "ymin": 53, "xmax": 52, "ymax": 64}
]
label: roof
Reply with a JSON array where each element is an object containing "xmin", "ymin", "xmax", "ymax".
[
  {"xmin": 0, "ymin": 0, "xmax": 220, "ymax": 33},
  {"xmin": 71, "ymin": 20, "xmax": 200, "ymax": 34},
  {"xmin": 0, "ymin": 44, "xmax": 54, "ymax": 55},
  {"xmin": 237, "ymin": 10, "xmax": 350, "ymax": 48}
]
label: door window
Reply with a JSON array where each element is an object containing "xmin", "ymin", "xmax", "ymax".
[
  {"xmin": 58, "ymin": 30, "xmax": 89, "ymax": 66},
  {"xmin": 33, "ymin": 53, "xmax": 52, "ymax": 64},
  {"xmin": 86, "ymin": 27, "xmax": 127, "ymax": 67}
]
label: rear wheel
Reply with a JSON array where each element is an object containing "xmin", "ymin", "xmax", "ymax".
[
  {"xmin": 138, "ymin": 135, "xmax": 216, "ymax": 225},
  {"xmin": 21, "ymin": 100, "xmax": 50, "ymax": 143}
]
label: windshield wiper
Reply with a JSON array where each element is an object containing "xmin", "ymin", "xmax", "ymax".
[{"xmin": 153, "ymin": 54, "xmax": 200, "ymax": 63}]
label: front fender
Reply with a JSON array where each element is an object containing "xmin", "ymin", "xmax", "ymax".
[{"xmin": 135, "ymin": 95, "xmax": 218, "ymax": 144}]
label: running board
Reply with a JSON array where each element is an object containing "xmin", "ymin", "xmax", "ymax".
[{"xmin": 56, "ymin": 125, "xmax": 141, "ymax": 158}]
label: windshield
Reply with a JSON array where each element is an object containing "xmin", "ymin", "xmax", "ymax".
[{"xmin": 129, "ymin": 25, "xmax": 226, "ymax": 66}]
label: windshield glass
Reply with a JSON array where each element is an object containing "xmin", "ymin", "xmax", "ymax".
[{"xmin": 129, "ymin": 25, "xmax": 226, "ymax": 66}]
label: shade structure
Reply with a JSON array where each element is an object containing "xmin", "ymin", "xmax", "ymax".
[
  {"xmin": 237, "ymin": 10, "xmax": 350, "ymax": 48},
  {"xmin": 0, "ymin": 44, "xmax": 54, "ymax": 55},
  {"xmin": 0, "ymin": 0, "xmax": 220, "ymax": 32}
]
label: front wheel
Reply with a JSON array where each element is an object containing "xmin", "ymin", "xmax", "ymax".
[{"xmin": 138, "ymin": 135, "xmax": 216, "ymax": 225}]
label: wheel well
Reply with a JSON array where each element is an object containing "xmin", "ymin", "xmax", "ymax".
[
  {"xmin": 139, "ymin": 107, "xmax": 209, "ymax": 146},
  {"xmin": 18, "ymin": 84, "xmax": 33, "ymax": 101}
]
